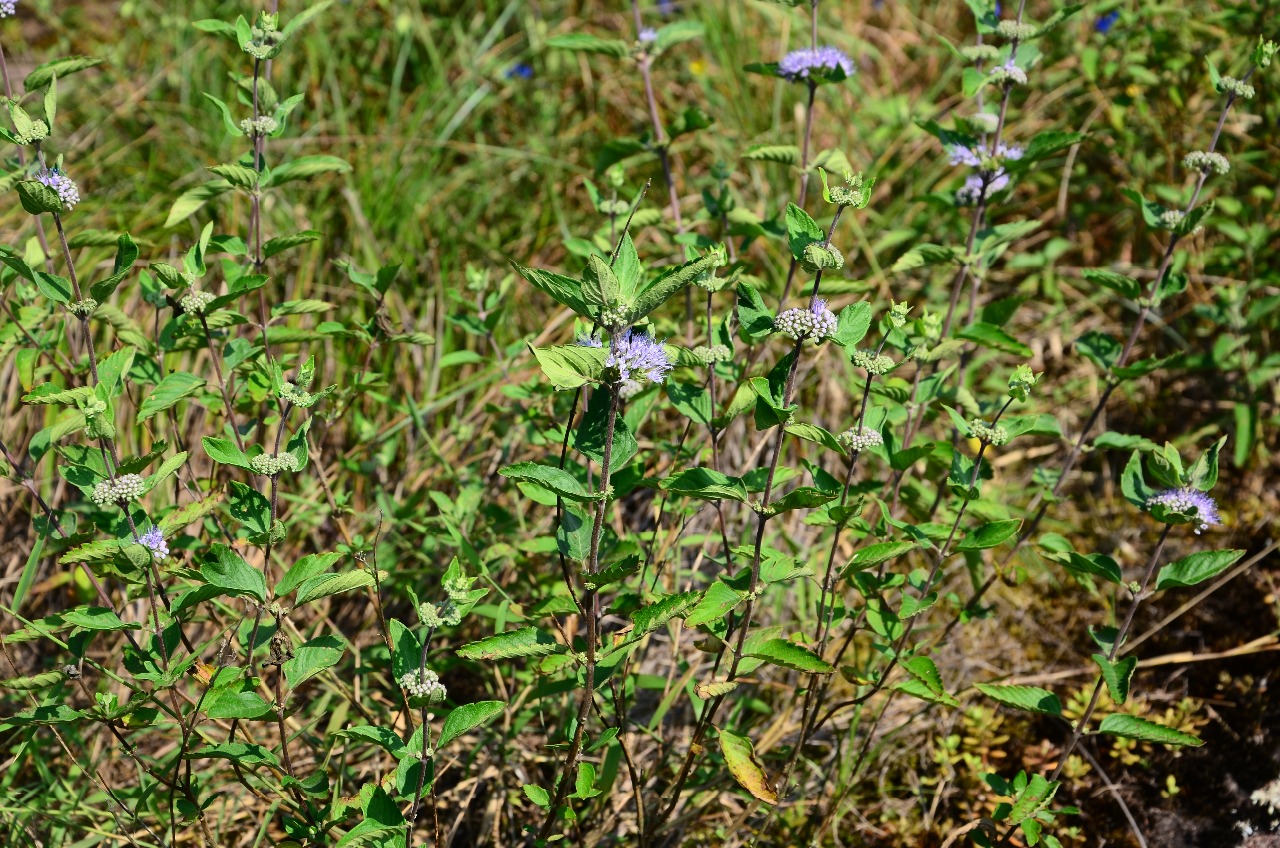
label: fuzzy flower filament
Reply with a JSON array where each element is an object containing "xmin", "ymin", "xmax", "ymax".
[
  {"xmin": 774, "ymin": 298, "xmax": 838, "ymax": 341},
  {"xmin": 139, "ymin": 527, "xmax": 169, "ymax": 561},
  {"xmin": 0, "ymin": 1, "xmax": 15, "ymax": 17},
  {"xmin": 777, "ymin": 46, "xmax": 855, "ymax": 81},
  {"xmin": 1145, "ymin": 488, "xmax": 1222, "ymax": 534},
  {"xmin": 605, "ymin": 329, "xmax": 673, "ymax": 384},
  {"xmin": 37, "ymin": 168, "xmax": 81, "ymax": 211}
]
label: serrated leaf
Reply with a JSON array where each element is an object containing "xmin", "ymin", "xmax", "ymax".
[
  {"xmin": 1155, "ymin": 549, "xmax": 1244, "ymax": 591},
  {"xmin": 25, "ymin": 56, "xmax": 103, "ymax": 92},
  {"xmin": 499, "ymin": 462, "xmax": 602, "ymax": 502},
  {"xmin": 974, "ymin": 682, "xmax": 1062, "ymax": 716},
  {"xmin": 263, "ymin": 230, "xmax": 322, "ymax": 258},
  {"xmin": 660, "ymin": 467, "xmax": 749, "ymax": 503},
  {"xmin": 164, "ymin": 180, "xmax": 232, "ymax": 228},
  {"xmin": 1092, "ymin": 654, "xmax": 1138, "ymax": 705},
  {"xmin": 201, "ymin": 544, "xmax": 267, "ymax": 603},
  {"xmin": 283, "ymin": 636, "xmax": 345, "ymax": 688},
  {"xmin": 893, "ymin": 676, "xmax": 959, "ymax": 708},
  {"xmin": 138, "ymin": 372, "xmax": 206, "ymax": 422},
  {"xmin": 695, "ymin": 680, "xmax": 738, "ymax": 699},
  {"xmin": 747, "ymin": 639, "xmax": 834, "ymax": 673},
  {"xmin": 742, "ymin": 144, "xmax": 801, "ymax": 165},
  {"xmin": 1097, "ymin": 714, "xmax": 1202, "ymax": 747},
  {"xmin": 545, "ymin": 33, "xmax": 630, "ymax": 57},
  {"xmin": 294, "ymin": 570, "xmax": 376, "ymax": 606},
  {"xmin": 267, "ymin": 155, "xmax": 352, "ymax": 186},
  {"xmin": 630, "ymin": 591, "xmax": 702, "ymax": 635},
  {"xmin": 456, "ymin": 627, "xmax": 561, "ymax": 661},
  {"xmin": 719, "ymin": 729, "xmax": 777, "ymax": 804},
  {"xmin": 842, "ymin": 540, "xmax": 917, "ymax": 576},
  {"xmin": 956, "ymin": 520, "xmax": 1021, "ymax": 552},
  {"xmin": 529, "ymin": 344, "xmax": 607, "ymax": 390},
  {"xmin": 437, "ymin": 701, "xmax": 505, "ymax": 747},
  {"xmin": 277, "ymin": 552, "xmax": 343, "ymax": 597},
  {"xmin": 187, "ymin": 742, "xmax": 280, "ymax": 767}
]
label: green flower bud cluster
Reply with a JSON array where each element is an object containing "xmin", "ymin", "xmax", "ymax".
[
  {"xmin": 1158, "ymin": 209, "xmax": 1201, "ymax": 235},
  {"xmin": 239, "ymin": 116, "xmax": 279, "ymax": 137},
  {"xmin": 249, "ymin": 453, "xmax": 299, "ymax": 477},
  {"xmin": 995, "ymin": 20, "xmax": 1037, "ymax": 41},
  {"xmin": 1183, "ymin": 150, "xmax": 1229, "ymax": 176},
  {"xmin": 839, "ymin": 425, "xmax": 883, "ymax": 453},
  {"xmin": 1007, "ymin": 364, "xmax": 1040, "ymax": 402},
  {"xmin": 960, "ymin": 44, "xmax": 1001, "ymax": 63},
  {"xmin": 399, "ymin": 669, "xmax": 447, "ymax": 702},
  {"xmin": 180, "ymin": 290, "xmax": 216, "ymax": 315},
  {"xmin": 851, "ymin": 350, "xmax": 895, "ymax": 374},
  {"xmin": 419, "ymin": 599, "xmax": 462, "ymax": 629},
  {"xmin": 988, "ymin": 59, "xmax": 1028, "ymax": 87},
  {"xmin": 691, "ymin": 344, "xmax": 733, "ymax": 365},
  {"xmin": 969, "ymin": 420, "xmax": 1010, "ymax": 446},
  {"xmin": 1254, "ymin": 38, "xmax": 1278, "ymax": 69},
  {"xmin": 244, "ymin": 14, "xmax": 284, "ymax": 60},
  {"xmin": 90, "ymin": 474, "xmax": 145, "ymax": 507},
  {"xmin": 14, "ymin": 119, "xmax": 49, "ymax": 145},
  {"xmin": 598, "ymin": 305, "xmax": 632, "ymax": 328},
  {"xmin": 801, "ymin": 242, "xmax": 844, "ymax": 273},
  {"xmin": 1215, "ymin": 76, "xmax": 1256, "ymax": 100},
  {"xmin": 69, "ymin": 298, "xmax": 99, "ymax": 318},
  {"xmin": 888, "ymin": 301, "xmax": 912, "ymax": 329}
]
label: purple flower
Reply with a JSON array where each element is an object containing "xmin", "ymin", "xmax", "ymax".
[
  {"xmin": 1145, "ymin": 488, "xmax": 1222, "ymax": 534},
  {"xmin": 505, "ymin": 63, "xmax": 534, "ymax": 80},
  {"xmin": 576, "ymin": 334, "xmax": 603, "ymax": 348},
  {"xmin": 139, "ymin": 527, "xmax": 169, "ymax": 560},
  {"xmin": 657, "ymin": 0, "xmax": 675, "ymax": 15},
  {"xmin": 956, "ymin": 171, "xmax": 1011, "ymax": 205},
  {"xmin": 639, "ymin": 27, "xmax": 658, "ymax": 44},
  {"xmin": 606, "ymin": 329, "xmax": 672, "ymax": 384},
  {"xmin": 36, "ymin": 167, "xmax": 80, "ymax": 211},
  {"xmin": 0, "ymin": 1, "xmax": 15, "ymax": 18},
  {"xmin": 948, "ymin": 142, "xmax": 1023, "ymax": 168},
  {"xmin": 777, "ymin": 46, "xmax": 855, "ymax": 81},
  {"xmin": 1095, "ymin": 11, "xmax": 1120, "ymax": 33}
]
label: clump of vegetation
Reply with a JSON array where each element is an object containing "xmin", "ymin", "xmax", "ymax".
[{"xmin": 1, "ymin": 2, "xmax": 1277, "ymax": 847}]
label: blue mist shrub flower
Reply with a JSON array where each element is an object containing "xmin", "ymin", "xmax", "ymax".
[
  {"xmin": 139, "ymin": 527, "xmax": 169, "ymax": 561},
  {"xmin": 36, "ymin": 168, "xmax": 81, "ymax": 211},
  {"xmin": 949, "ymin": 142, "xmax": 1023, "ymax": 168},
  {"xmin": 774, "ymin": 298, "xmax": 838, "ymax": 341},
  {"xmin": 0, "ymin": 1, "xmax": 15, "ymax": 17},
  {"xmin": 956, "ymin": 172, "xmax": 1010, "ymax": 205},
  {"xmin": 988, "ymin": 58, "xmax": 1027, "ymax": 87},
  {"xmin": 605, "ymin": 329, "xmax": 673, "ymax": 384},
  {"xmin": 90, "ymin": 474, "xmax": 145, "ymax": 507},
  {"xmin": 1145, "ymin": 488, "xmax": 1222, "ymax": 534},
  {"xmin": 575, "ymin": 334, "xmax": 603, "ymax": 348},
  {"xmin": 639, "ymin": 27, "xmax": 658, "ymax": 45},
  {"xmin": 1095, "ymin": 11, "xmax": 1120, "ymax": 33},
  {"xmin": 505, "ymin": 63, "xmax": 534, "ymax": 80},
  {"xmin": 778, "ymin": 46, "xmax": 855, "ymax": 81}
]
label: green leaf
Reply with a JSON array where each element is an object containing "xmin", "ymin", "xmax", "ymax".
[
  {"xmin": 736, "ymin": 281, "xmax": 775, "ymax": 341},
  {"xmin": 546, "ymin": 32, "xmax": 630, "ymax": 57},
  {"xmin": 512, "ymin": 262, "xmax": 592, "ymax": 317},
  {"xmin": 164, "ymin": 180, "xmax": 232, "ymax": 227},
  {"xmin": 1155, "ymin": 549, "xmax": 1244, "ymax": 591},
  {"xmin": 841, "ymin": 540, "xmax": 918, "ymax": 576},
  {"xmin": 455, "ymin": 627, "xmax": 561, "ymax": 661},
  {"xmin": 746, "ymin": 639, "xmax": 834, "ymax": 674},
  {"xmin": 1097, "ymin": 714, "xmax": 1202, "ymax": 747},
  {"xmin": 1007, "ymin": 774, "xmax": 1059, "ymax": 826},
  {"xmin": 24, "ymin": 56, "xmax": 103, "ymax": 92},
  {"xmin": 659, "ymin": 467, "xmax": 749, "ymax": 503},
  {"xmin": 955, "ymin": 520, "xmax": 1021, "ymax": 552},
  {"xmin": 891, "ymin": 243, "xmax": 960, "ymax": 273},
  {"xmin": 202, "ymin": 436, "xmax": 252, "ymax": 470},
  {"xmin": 17, "ymin": 181, "xmax": 65, "ymax": 216},
  {"xmin": 956, "ymin": 322, "xmax": 1033, "ymax": 357},
  {"xmin": 266, "ymin": 155, "xmax": 352, "ymax": 186},
  {"xmin": 208, "ymin": 163, "xmax": 258, "ymax": 189},
  {"xmin": 1082, "ymin": 268, "xmax": 1141, "ymax": 300},
  {"xmin": 201, "ymin": 92, "xmax": 245, "ymax": 136},
  {"xmin": 277, "ymin": 552, "xmax": 343, "ymax": 597},
  {"xmin": 718, "ymin": 729, "xmax": 777, "ymax": 804},
  {"xmin": 831, "ymin": 301, "xmax": 873, "ymax": 348},
  {"xmin": 388, "ymin": 619, "xmax": 422, "ymax": 680},
  {"xmin": 283, "ymin": 636, "xmax": 346, "ymax": 688},
  {"xmin": 1120, "ymin": 450, "xmax": 1153, "ymax": 509},
  {"xmin": 1092, "ymin": 654, "xmax": 1137, "ymax": 705},
  {"xmin": 294, "ymin": 570, "xmax": 376, "ymax": 607},
  {"xmin": 631, "ymin": 252, "xmax": 720, "ymax": 320},
  {"xmin": 263, "ymin": 231, "xmax": 323, "ymax": 258},
  {"xmin": 974, "ymin": 682, "xmax": 1062, "ymax": 716},
  {"xmin": 138, "ymin": 372, "xmax": 206, "ymax": 422},
  {"xmin": 742, "ymin": 144, "xmax": 801, "ymax": 165},
  {"xmin": 574, "ymin": 386, "xmax": 638, "ymax": 472},
  {"xmin": 499, "ymin": 462, "xmax": 602, "ymax": 502},
  {"xmin": 187, "ymin": 742, "xmax": 280, "ymax": 768},
  {"xmin": 437, "ymin": 701, "xmax": 505, "ymax": 747},
  {"xmin": 204, "ymin": 685, "xmax": 273, "ymax": 720},
  {"xmin": 893, "ymin": 676, "xmax": 959, "ymax": 708},
  {"xmin": 683, "ymin": 579, "xmax": 748, "ymax": 627},
  {"xmin": 630, "ymin": 591, "xmax": 702, "ymax": 635},
  {"xmin": 785, "ymin": 202, "xmax": 824, "ymax": 261},
  {"xmin": 529, "ymin": 344, "xmax": 607, "ymax": 390},
  {"xmin": 201, "ymin": 544, "xmax": 267, "ymax": 603},
  {"xmin": 62, "ymin": 606, "xmax": 136, "ymax": 632}
]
